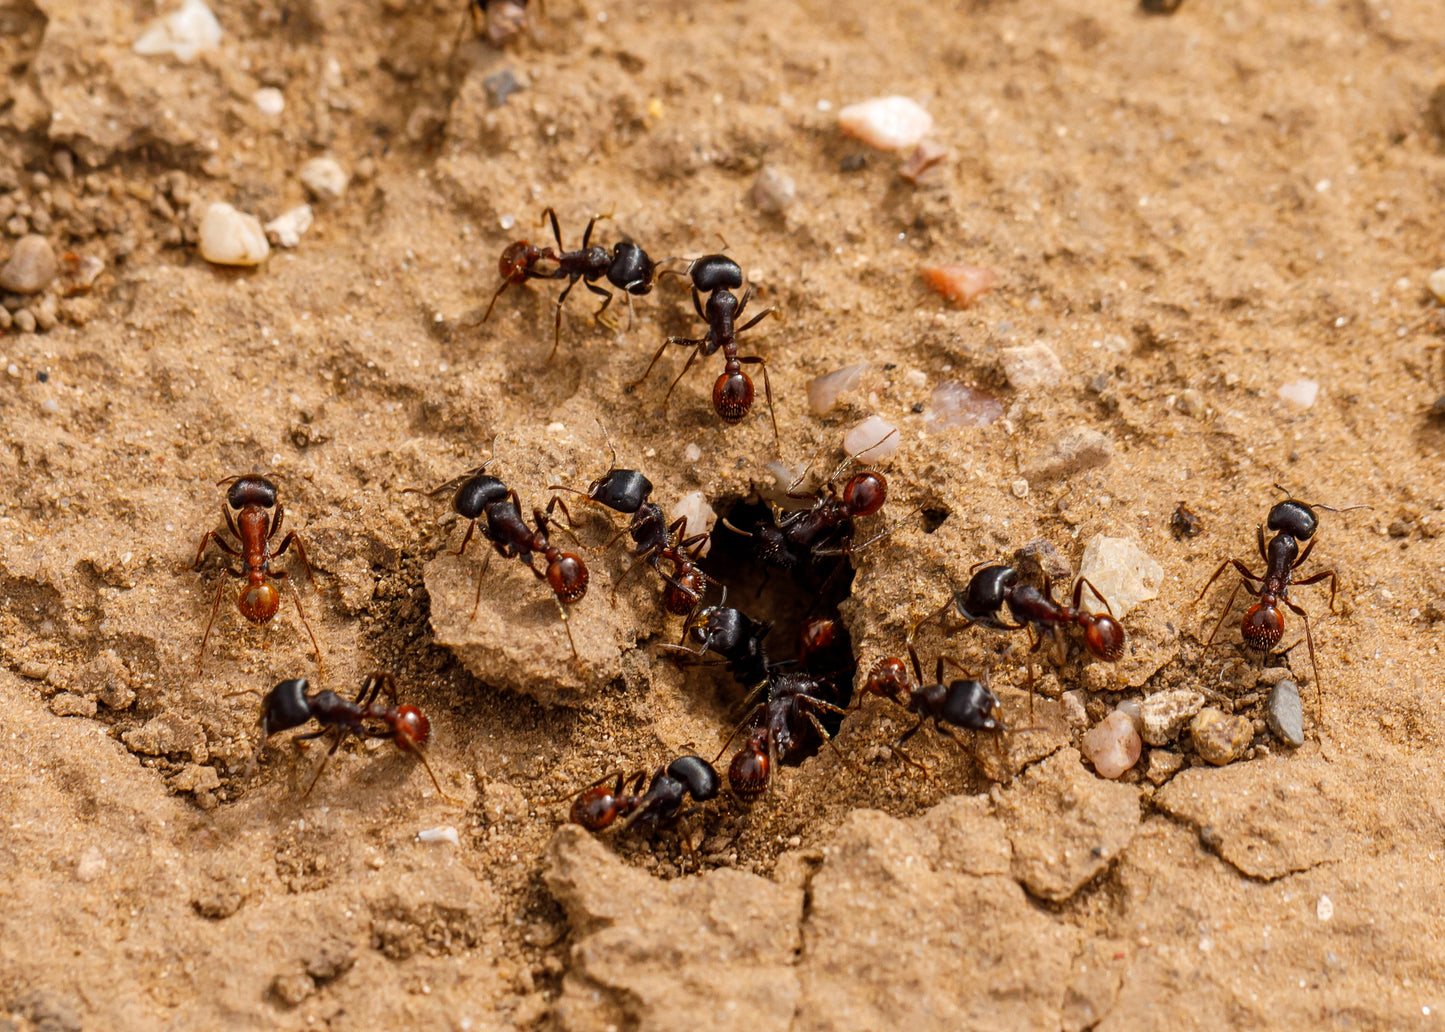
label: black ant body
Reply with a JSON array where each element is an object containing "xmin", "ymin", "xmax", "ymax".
[
  {"xmin": 661, "ymin": 595, "xmax": 773, "ymax": 692},
  {"xmin": 627, "ymin": 253, "xmax": 779, "ymax": 448},
  {"xmin": 441, "ymin": 462, "xmax": 589, "ymax": 659},
  {"xmin": 721, "ymin": 670, "xmax": 849, "ymax": 801},
  {"xmin": 188, "ymin": 474, "xmax": 321, "ymax": 675},
  {"xmin": 252, "ymin": 673, "xmax": 452, "ymax": 800},
  {"xmin": 863, "ymin": 645, "xmax": 1003, "ymax": 746},
  {"xmin": 482, "ymin": 208, "xmax": 656, "ymax": 361},
  {"xmin": 569, "ymin": 755, "xmax": 721, "ymax": 833},
  {"xmin": 1195, "ymin": 490, "xmax": 1362, "ymax": 707}
]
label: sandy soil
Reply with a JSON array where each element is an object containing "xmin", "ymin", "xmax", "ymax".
[{"xmin": 2, "ymin": 0, "xmax": 1445, "ymax": 1027}]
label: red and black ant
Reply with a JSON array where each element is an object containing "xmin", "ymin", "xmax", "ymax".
[
  {"xmin": 1195, "ymin": 488, "xmax": 1365, "ymax": 710},
  {"xmin": 626, "ymin": 253, "xmax": 779, "ymax": 448},
  {"xmin": 718, "ymin": 669, "xmax": 851, "ymax": 801},
  {"xmin": 252, "ymin": 672, "xmax": 455, "ymax": 801},
  {"xmin": 187, "ymin": 474, "xmax": 322, "ymax": 675},
  {"xmin": 569, "ymin": 755, "xmax": 721, "ymax": 833},
  {"xmin": 481, "ymin": 208, "xmax": 656, "ymax": 361},
  {"xmin": 436, "ymin": 461, "xmax": 589, "ymax": 660},
  {"xmin": 659, "ymin": 592, "xmax": 774, "ymax": 693}
]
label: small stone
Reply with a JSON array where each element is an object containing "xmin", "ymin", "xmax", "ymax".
[
  {"xmin": 198, "ymin": 202, "xmax": 270, "ymax": 266},
  {"xmin": 1115, "ymin": 698, "xmax": 1143, "ymax": 733},
  {"xmin": 1266, "ymin": 679, "xmax": 1305, "ymax": 747},
  {"xmin": 1277, "ymin": 379, "xmax": 1319, "ymax": 410},
  {"xmin": 1177, "ymin": 388, "xmax": 1207, "ymax": 416},
  {"xmin": 1139, "ymin": 690, "xmax": 1204, "ymax": 746},
  {"xmin": 299, "ymin": 157, "xmax": 349, "ymax": 202},
  {"xmin": 1013, "ymin": 539, "xmax": 1073, "ymax": 583},
  {"xmin": 270, "ymin": 972, "xmax": 315, "ymax": 1007},
  {"xmin": 1080, "ymin": 711, "xmax": 1142, "ymax": 779},
  {"xmin": 416, "ymin": 826, "xmax": 460, "ymax": 845},
  {"xmin": 1000, "ymin": 342, "xmax": 1063, "ymax": 390},
  {"xmin": 122, "ymin": 712, "xmax": 209, "ymax": 762},
  {"xmin": 264, "ymin": 205, "xmax": 313, "ymax": 248},
  {"xmin": 843, "ymin": 416, "xmax": 899, "ymax": 461},
  {"xmin": 133, "ymin": 0, "xmax": 223, "ymax": 62},
  {"xmin": 483, "ymin": 68, "xmax": 524, "ymax": 108},
  {"xmin": 1145, "ymin": 749, "xmax": 1183, "ymax": 785},
  {"xmin": 1317, "ymin": 894, "xmax": 1334, "ymax": 921},
  {"xmin": 52, "ymin": 149, "xmax": 75, "ymax": 180},
  {"xmin": 1076, "ymin": 535, "xmax": 1163, "ymax": 618},
  {"xmin": 33, "ymin": 294, "xmax": 58, "ymax": 331},
  {"xmin": 923, "ymin": 381, "xmax": 1003, "ymax": 428},
  {"xmin": 19, "ymin": 661, "xmax": 48, "ymax": 680},
  {"xmin": 76, "ymin": 848, "xmax": 106, "ymax": 882},
  {"xmin": 1429, "ymin": 267, "xmax": 1445, "ymax": 304},
  {"xmin": 751, "ymin": 166, "xmax": 796, "ymax": 214},
  {"xmin": 899, "ymin": 140, "xmax": 948, "ymax": 182},
  {"xmin": 49, "ymin": 692, "xmax": 97, "ymax": 718},
  {"xmin": 807, "ymin": 362, "xmax": 866, "ymax": 414},
  {"xmin": 253, "ymin": 87, "xmax": 285, "ymax": 115},
  {"xmin": 13, "ymin": 308, "xmax": 36, "ymax": 333},
  {"xmin": 1010, "ymin": 478, "xmax": 1029, "ymax": 499},
  {"xmin": 1026, "ymin": 427, "xmax": 1113, "ymax": 483},
  {"xmin": 838, "ymin": 96, "xmax": 934, "ymax": 150},
  {"xmin": 169, "ymin": 763, "xmax": 221, "ymax": 793},
  {"xmin": 1190, "ymin": 707, "xmax": 1253, "ymax": 766},
  {"xmin": 5, "ymin": 214, "xmax": 26, "ymax": 236},
  {"xmin": 1061, "ymin": 690, "xmax": 1089, "ymax": 729},
  {"xmin": 482, "ymin": 780, "xmax": 527, "ymax": 823},
  {"xmin": 305, "ymin": 941, "xmax": 356, "ymax": 982},
  {"xmin": 0, "ymin": 235, "xmax": 59, "ymax": 294},
  {"xmin": 1169, "ymin": 502, "xmax": 1202, "ymax": 539},
  {"xmin": 922, "ymin": 264, "xmax": 997, "ymax": 308},
  {"xmin": 674, "ymin": 491, "xmax": 718, "ymax": 557}
]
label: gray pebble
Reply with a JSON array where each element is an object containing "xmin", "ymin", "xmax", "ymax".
[
  {"xmin": 1025, "ymin": 426, "xmax": 1114, "ymax": 482},
  {"xmin": 751, "ymin": 166, "xmax": 796, "ymax": 214},
  {"xmin": 1266, "ymin": 679, "xmax": 1305, "ymax": 747},
  {"xmin": 483, "ymin": 68, "xmax": 524, "ymax": 108},
  {"xmin": 0, "ymin": 234, "xmax": 58, "ymax": 293}
]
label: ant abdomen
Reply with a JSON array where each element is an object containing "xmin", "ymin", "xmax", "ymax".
[
  {"xmin": 1241, "ymin": 604, "xmax": 1285, "ymax": 651},
  {"xmin": 498, "ymin": 240, "xmax": 540, "ymax": 283},
  {"xmin": 1084, "ymin": 614, "xmax": 1127, "ymax": 661},
  {"xmin": 392, "ymin": 706, "xmax": 431, "ymax": 751},
  {"xmin": 842, "ymin": 472, "xmax": 887, "ymax": 518},
  {"xmin": 728, "ymin": 740, "xmax": 769, "ymax": 801},
  {"xmin": 547, "ymin": 555, "xmax": 589, "ymax": 603},
  {"xmin": 714, "ymin": 371, "xmax": 754, "ymax": 422},
  {"xmin": 238, "ymin": 582, "xmax": 281, "ymax": 623}
]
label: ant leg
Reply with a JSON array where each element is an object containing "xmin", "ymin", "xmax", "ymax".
[
  {"xmin": 301, "ymin": 729, "xmax": 349, "ymax": 799},
  {"xmin": 274, "ymin": 570, "xmax": 325, "ymax": 677},
  {"xmin": 1203, "ymin": 578, "xmax": 1247, "ymax": 649},
  {"xmin": 690, "ymin": 287, "xmax": 706, "ymax": 322},
  {"xmin": 938, "ymin": 655, "xmax": 979, "ymax": 681},
  {"xmin": 272, "ymin": 530, "xmax": 318, "ymax": 592},
  {"xmin": 189, "ymin": 529, "xmax": 240, "ymax": 571},
  {"xmin": 481, "ymin": 278, "xmax": 512, "ymax": 324},
  {"xmin": 608, "ymin": 546, "xmax": 657, "ymax": 603},
  {"xmin": 737, "ymin": 354, "xmax": 779, "ymax": 450},
  {"xmin": 541, "ymin": 206, "xmax": 565, "ymax": 250},
  {"xmin": 469, "ymin": 550, "xmax": 495, "ymax": 622},
  {"xmin": 1285, "ymin": 598, "xmax": 1324, "ymax": 720},
  {"xmin": 799, "ymin": 707, "xmax": 856, "ymax": 771},
  {"xmin": 711, "ymin": 704, "xmax": 765, "ymax": 766},
  {"xmin": 736, "ymin": 306, "xmax": 776, "ymax": 335},
  {"xmin": 585, "ymin": 280, "xmax": 618, "ymax": 331},
  {"xmin": 660, "ymin": 343, "xmax": 706, "ymax": 410},
  {"xmin": 195, "ymin": 569, "xmax": 240, "ymax": 674},
  {"xmin": 451, "ymin": 520, "xmax": 479, "ymax": 557},
  {"xmin": 1196, "ymin": 557, "xmax": 1252, "ymax": 604},
  {"xmin": 1292, "ymin": 568, "xmax": 1339, "ymax": 614},
  {"xmin": 580, "ymin": 212, "xmax": 612, "ymax": 249},
  {"xmin": 555, "ymin": 598, "xmax": 580, "ymax": 662},
  {"xmin": 1072, "ymin": 576, "xmax": 1115, "ymax": 617},
  {"xmin": 548, "ymin": 277, "xmax": 580, "ymax": 363},
  {"xmin": 814, "ymin": 504, "xmax": 925, "ymax": 559}
]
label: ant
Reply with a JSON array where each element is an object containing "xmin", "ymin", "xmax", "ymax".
[
  {"xmin": 570, "ymin": 755, "xmax": 721, "ymax": 833},
  {"xmin": 188, "ymin": 474, "xmax": 321, "ymax": 675},
  {"xmin": 626, "ymin": 253, "xmax": 779, "ymax": 449},
  {"xmin": 1195, "ymin": 487, "xmax": 1365, "ymax": 710},
  {"xmin": 860, "ymin": 643, "xmax": 1011, "ymax": 770},
  {"xmin": 252, "ymin": 672, "xmax": 455, "ymax": 801},
  {"xmin": 548, "ymin": 432, "xmax": 719, "ymax": 615},
  {"xmin": 719, "ymin": 669, "xmax": 850, "ymax": 802},
  {"xmin": 436, "ymin": 461, "xmax": 589, "ymax": 660},
  {"xmin": 660, "ymin": 592, "xmax": 773, "ymax": 693},
  {"xmin": 481, "ymin": 208, "xmax": 657, "ymax": 361}
]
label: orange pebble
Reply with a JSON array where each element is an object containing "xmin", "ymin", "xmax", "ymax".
[{"xmin": 921, "ymin": 264, "xmax": 997, "ymax": 308}]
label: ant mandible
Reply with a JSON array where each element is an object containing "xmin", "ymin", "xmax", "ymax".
[
  {"xmin": 252, "ymin": 672, "xmax": 455, "ymax": 801},
  {"xmin": 187, "ymin": 474, "xmax": 322, "ymax": 675},
  {"xmin": 659, "ymin": 591, "xmax": 773, "ymax": 693},
  {"xmin": 569, "ymin": 755, "xmax": 721, "ymax": 833},
  {"xmin": 626, "ymin": 253, "xmax": 780, "ymax": 449},
  {"xmin": 1195, "ymin": 487, "xmax": 1365, "ymax": 711},
  {"xmin": 481, "ymin": 208, "xmax": 656, "ymax": 361}
]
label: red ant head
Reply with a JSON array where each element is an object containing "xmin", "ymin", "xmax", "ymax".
[
  {"xmin": 1083, "ymin": 614, "xmax": 1126, "ymax": 661},
  {"xmin": 238, "ymin": 582, "xmax": 281, "ymax": 623},
  {"xmin": 863, "ymin": 657, "xmax": 911, "ymax": 706},
  {"xmin": 713, "ymin": 371, "xmax": 754, "ymax": 423},
  {"xmin": 727, "ymin": 738, "xmax": 770, "ymax": 802},
  {"xmin": 1241, "ymin": 604, "xmax": 1285, "ymax": 652},
  {"xmin": 842, "ymin": 471, "xmax": 887, "ymax": 518},
  {"xmin": 797, "ymin": 616, "xmax": 838, "ymax": 665},
  {"xmin": 498, "ymin": 240, "xmax": 537, "ymax": 284},
  {"xmin": 390, "ymin": 705, "xmax": 431, "ymax": 752},
  {"xmin": 663, "ymin": 567, "xmax": 706, "ymax": 616},
  {"xmin": 570, "ymin": 778, "xmax": 628, "ymax": 831},
  {"xmin": 547, "ymin": 554, "xmax": 589, "ymax": 604}
]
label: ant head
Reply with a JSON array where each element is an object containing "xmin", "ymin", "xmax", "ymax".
[
  {"xmin": 261, "ymin": 678, "xmax": 313, "ymax": 736},
  {"xmin": 607, "ymin": 242, "xmax": 655, "ymax": 295},
  {"xmin": 665, "ymin": 755, "xmax": 721, "ymax": 802},
  {"xmin": 498, "ymin": 240, "xmax": 538, "ymax": 283},
  {"xmin": 689, "ymin": 606, "xmax": 747, "ymax": 653},
  {"xmin": 842, "ymin": 471, "xmax": 888, "ymax": 517},
  {"xmin": 959, "ymin": 564, "xmax": 1017, "ymax": 622},
  {"xmin": 796, "ymin": 616, "xmax": 838, "ymax": 665},
  {"xmin": 941, "ymin": 679, "xmax": 1000, "ymax": 731},
  {"xmin": 1266, "ymin": 499, "xmax": 1317, "ymax": 541},
  {"xmin": 690, "ymin": 253, "xmax": 744, "ymax": 293},
  {"xmin": 390, "ymin": 705, "xmax": 431, "ymax": 752},
  {"xmin": 1241, "ymin": 603, "xmax": 1285, "ymax": 652},
  {"xmin": 663, "ymin": 567, "xmax": 707, "ymax": 616},
  {"xmin": 713, "ymin": 370, "xmax": 755, "ymax": 423},
  {"xmin": 227, "ymin": 475, "xmax": 278, "ymax": 510},
  {"xmin": 547, "ymin": 554, "xmax": 589, "ymax": 604},
  {"xmin": 570, "ymin": 777, "xmax": 631, "ymax": 831},
  {"xmin": 588, "ymin": 468, "xmax": 653, "ymax": 515},
  {"xmin": 864, "ymin": 656, "xmax": 912, "ymax": 705},
  {"xmin": 238, "ymin": 582, "xmax": 281, "ymax": 623},
  {"xmin": 727, "ymin": 735, "xmax": 770, "ymax": 801},
  {"xmin": 454, "ymin": 473, "xmax": 508, "ymax": 521},
  {"xmin": 1083, "ymin": 613, "xmax": 1126, "ymax": 662}
]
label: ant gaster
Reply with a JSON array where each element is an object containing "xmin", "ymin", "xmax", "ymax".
[
  {"xmin": 570, "ymin": 755, "xmax": 721, "ymax": 833},
  {"xmin": 482, "ymin": 208, "xmax": 656, "ymax": 361},
  {"xmin": 253, "ymin": 672, "xmax": 454, "ymax": 801},
  {"xmin": 188, "ymin": 474, "xmax": 321, "ymax": 675},
  {"xmin": 626, "ymin": 253, "xmax": 779, "ymax": 449}
]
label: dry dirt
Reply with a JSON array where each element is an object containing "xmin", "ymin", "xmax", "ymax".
[{"xmin": 3, "ymin": 0, "xmax": 1445, "ymax": 1027}]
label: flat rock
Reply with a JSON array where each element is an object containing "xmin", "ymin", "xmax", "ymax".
[
  {"xmin": 1000, "ymin": 342, "xmax": 1063, "ymax": 389},
  {"xmin": 1139, "ymin": 689, "xmax": 1204, "ymax": 746},
  {"xmin": 1076, "ymin": 534, "xmax": 1163, "ymax": 619},
  {"xmin": 1153, "ymin": 758, "xmax": 1344, "ymax": 878},
  {"xmin": 121, "ymin": 712, "xmax": 208, "ymax": 762},
  {"xmin": 995, "ymin": 748, "xmax": 1141, "ymax": 901},
  {"xmin": 1025, "ymin": 426, "xmax": 1113, "ymax": 482},
  {"xmin": 546, "ymin": 826, "xmax": 802, "ymax": 1032}
]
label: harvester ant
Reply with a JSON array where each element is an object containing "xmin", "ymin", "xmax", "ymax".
[
  {"xmin": 860, "ymin": 644, "xmax": 1009, "ymax": 768},
  {"xmin": 187, "ymin": 474, "xmax": 322, "ymax": 675},
  {"xmin": 252, "ymin": 673, "xmax": 454, "ymax": 801},
  {"xmin": 569, "ymin": 755, "xmax": 721, "ymax": 833},
  {"xmin": 1195, "ymin": 487, "xmax": 1365, "ymax": 710},
  {"xmin": 660, "ymin": 593, "xmax": 773, "ymax": 692},
  {"xmin": 719, "ymin": 670, "xmax": 850, "ymax": 802},
  {"xmin": 481, "ymin": 208, "xmax": 656, "ymax": 361},
  {"xmin": 626, "ymin": 253, "xmax": 779, "ymax": 448}
]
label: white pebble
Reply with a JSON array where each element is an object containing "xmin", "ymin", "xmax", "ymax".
[
  {"xmin": 843, "ymin": 416, "xmax": 899, "ymax": 462},
  {"xmin": 253, "ymin": 87, "xmax": 285, "ymax": 115},
  {"xmin": 675, "ymin": 492, "xmax": 716, "ymax": 557},
  {"xmin": 41, "ymin": 398, "xmax": 59, "ymax": 414},
  {"xmin": 807, "ymin": 362, "xmax": 866, "ymax": 415},
  {"xmin": 416, "ymin": 826, "xmax": 459, "ymax": 845},
  {"xmin": 1429, "ymin": 267, "xmax": 1445, "ymax": 304},
  {"xmin": 1010, "ymin": 478, "xmax": 1028, "ymax": 499},
  {"xmin": 1277, "ymin": 379, "xmax": 1319, "ymax": 410},
  {"xmin": 1000, "ymin": 343, "xmax": 1064, "ymax": 390},
  {"xmin": 198, "ymin": 202, "xmax": 270, "ymax": 266},
  {"xmin": 264, "ymin": 205, "xmax": 313, "ymax": 248},
  {"xmin": 1317, "ymin": 895, "xmax": 1334, "ymax": 921},
  {"xmin": 299, "ymin": 157, "xmax": 349, "ymax": 202},
  {"xmin": 837, "ymin": 96, "xmax": 934, "ymax": 151},
  {"xmin": 924, "ymin": 381, "xmax": 1003, "ymax": 428},
  {"xmin": 133, "ymin": 0, "xmax": 222, "ymax": 62},
  {"xmin": 1081, "ymin": 710, "xmax": 1141, "ymax": 779},
  {"xmin": 1076, "ymin": 534, "xmax": 1163, "ymax": 619},
  {"xmin": 683, "ymin": 443, "xmax": 702, "ymax": 463}
]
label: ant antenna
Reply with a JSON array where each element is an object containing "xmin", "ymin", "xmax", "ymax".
[{"xmin": 1271, "ymin": 483, "xmax": 1371, "ymax": 515}]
